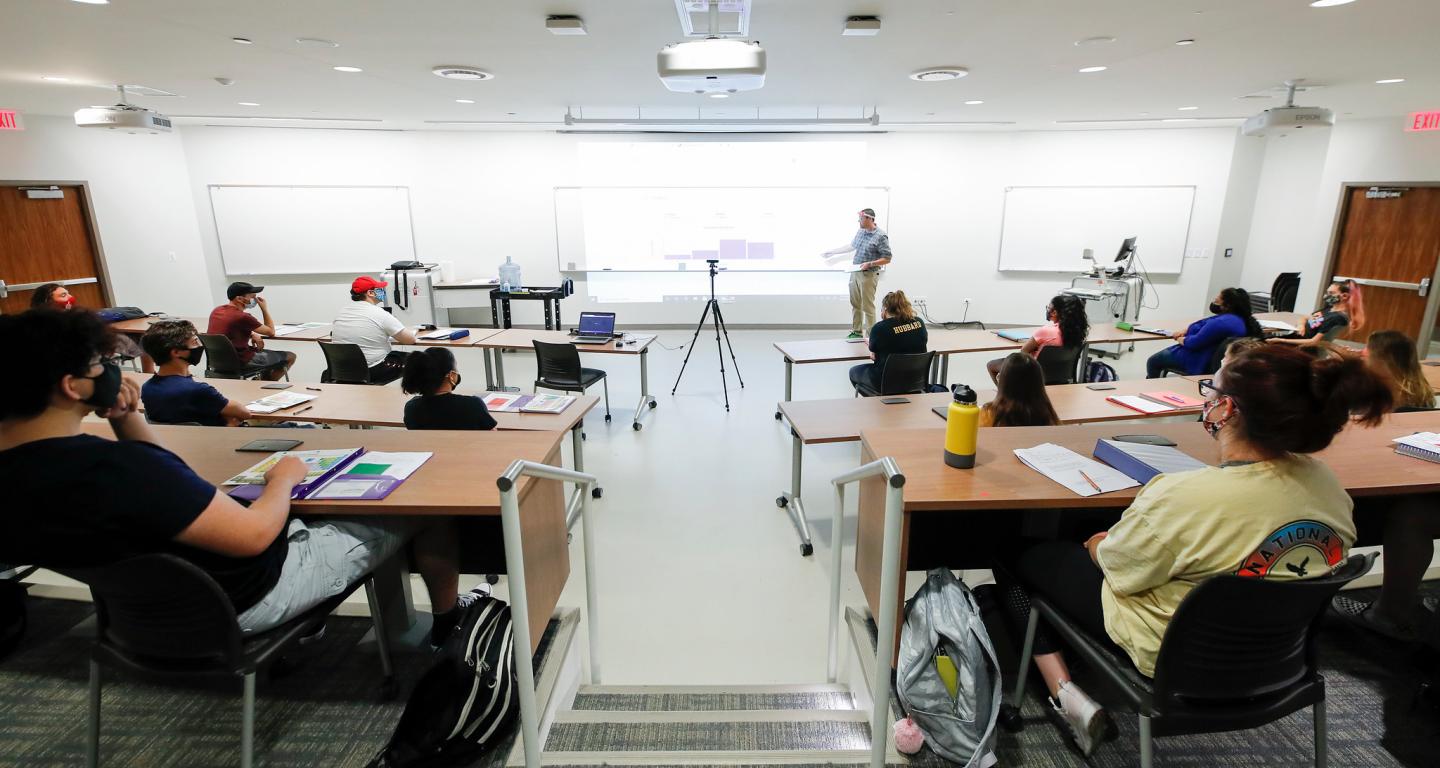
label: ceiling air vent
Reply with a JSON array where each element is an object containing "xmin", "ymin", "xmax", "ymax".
[
  {"xmin": 909, "ymin": 68, "xmax": 968, "ymax": 82},
  {"xmin": 432, "ymin": 66, "xmax": 495, "ymax": 81}
]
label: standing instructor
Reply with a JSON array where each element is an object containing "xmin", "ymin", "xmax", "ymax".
[{"xmin": 823, "ymin": 208, "xmax": 892, "ymax": 339}]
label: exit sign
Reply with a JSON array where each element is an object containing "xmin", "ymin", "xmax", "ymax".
[
  {"xmin": 0, "ymin": 109, "xmax": 22, "ymax": 131},
  {"xmin": 1408, "ymin": 111, "xmax": 1440, "ymax": 132}
]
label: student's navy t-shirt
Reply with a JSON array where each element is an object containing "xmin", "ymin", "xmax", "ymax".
[
  {"xmin": 0, "ymin": 435, "xmax": 287, "ymax": 613},
  {"xmin": 142, "ymin": 374, "xmax": 229, "ymax": 426},
  {"xmin": 404, "ymin": 393, "xmax": 498, "ymax": 431}
]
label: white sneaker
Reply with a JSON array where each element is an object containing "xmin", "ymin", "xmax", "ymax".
[
  {"xmin": 1052, "ymin": 681, "xmax": 1106, "ymax": 756},
  {"xmin": 455, "ymin": 582, "xmax": 493, "ymax": 611}
]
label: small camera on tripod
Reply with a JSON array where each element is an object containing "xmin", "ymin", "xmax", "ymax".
[{"xmin": 705, "ymin": 258, "xmax": 719, "ymax": 265}]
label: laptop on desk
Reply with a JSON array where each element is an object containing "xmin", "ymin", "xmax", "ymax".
[{"xmin": 572, "ymin": 312, "xmax": 616, "ymax": 344}]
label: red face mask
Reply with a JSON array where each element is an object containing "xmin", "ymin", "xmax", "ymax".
[{"xmin": 58, "ymin": 295, "xmax": 76, "ymax": 309}]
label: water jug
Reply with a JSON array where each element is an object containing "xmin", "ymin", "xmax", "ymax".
[{"xmin": 498, "ymin": 257, "xmax": 522, "ymax": 292}]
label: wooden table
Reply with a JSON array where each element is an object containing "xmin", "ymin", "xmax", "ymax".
[
  {"xmin": 774, "ymin": 377, "xmax": 1202, "ymax": 555},
  {"xmin": 1423, "ymin": 362, "xmax": 1440, "ymax": 393},
  {"xmin": 852, "ymin": 411, "xmax": 1440, "ymax": 660},
  {"xmin": 79, "ymin": 423, "xmax": 570, "ymax": 653},
  {"xmin": 476, "ymin": 329, "xmax": 659, "ymax": 431}
]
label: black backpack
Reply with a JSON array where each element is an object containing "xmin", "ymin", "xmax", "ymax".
[{"xmin": 367, "ymin": 595, "xmax": 520, "ymax": 768}]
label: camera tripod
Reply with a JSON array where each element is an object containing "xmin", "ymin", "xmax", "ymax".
[{"xmin": 671, "ymin": 259, "xmax": 744, "ymax": 411}]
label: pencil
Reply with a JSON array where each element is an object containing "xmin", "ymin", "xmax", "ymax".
[
  {"xmin": 1078, "ymin": 469, "xmax": 1102, "ymax": 493},
  {"xmin": 293, "ymin": 406, "xmax": 313, "ymax": 415}
]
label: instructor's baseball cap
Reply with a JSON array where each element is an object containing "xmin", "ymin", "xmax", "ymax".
[
  {"xmin": 858, "ymin": 208, "xmax": 877, "ymax": 220},
  {"xmin": 226, "ymin": 281, "xmax": 263, "ymax": 300},
  {"xmin": 351, "ymin": 276, "xmax": 389, "ymax": 294}
]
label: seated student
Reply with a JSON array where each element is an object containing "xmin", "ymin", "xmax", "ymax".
[
  {"xmin": 0, "ymin": 309, "xmax": 480, "ymax": 645},
  {"xmin": 997, "ymin": 345, "xmax": 1391, "ymax": 754},
  {"xmin": 1271, "ymin": 279, "xmax": 1365, "ymax": 347},
  {"xmin": 331, "ymin": 276, "xmax": 417, "ymax": 385},
  {"xmin": 1362, "ymin": 330, "xmax": 1435, "ymax": 410},
  {"xmin": 1145, "ymin": 287, "xmax": 1263, "ymax": 378},
  {"xmin": 33, "ymin": 282, "xmax": 147, "ymax": 362},
  {"xmin": 987, "ymin": 293, "xmax": 1088, "ymax": 383},
  {"xmin": 848, "ymin": 290, "xmax": 928, "ymax": 394},
  {"xmin": 981, "ymin": 353, "xmax": 1059, "ymax": 427},
  {"xmin": 208, "ymin": 282, "xmax": 296, "ymax": 381},
  {"xmin": 401, "ymin": 347, "xmax": 497, "ymax": 430},
  {"xmin": 140, "ymin": 320, "xmax": 252, "ymax": 426}
]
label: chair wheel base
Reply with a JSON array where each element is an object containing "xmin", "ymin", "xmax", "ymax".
[
  {"xmin": 776, "ymin": 496, "xmax": 788, "ymax": 508},
  {"xmin": 800, "ymin": 542, "xmax": 813, "ymax": 557},
  {"xmin": 604, "ymin": 414, "xmax": 612, "ymax": 423},
  {"xmin": 999, "ymin": 704, "xmax": 1025, "ymax": 733},
  {"xmin": 379, "ymin": 676, "xmax": 399, "ymax": 701},
  {"xmin": 632, "ymin": 422, "xmax": 642, "ymax": 431},
  {"xmin": 648, "ymin": 400, "xmax": 657, "ymax": 409},
  {"xmin": 774, "ymin": 411, "xmax": 782, "ymax": 420},
  {"xmin": 591, "ymin": 487, "xmax": 603, "ymax": 499}
]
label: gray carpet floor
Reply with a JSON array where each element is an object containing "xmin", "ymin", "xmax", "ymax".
[{"xmin": 0, "ymin": 586, "xmax": 1436, "ymax": 767}]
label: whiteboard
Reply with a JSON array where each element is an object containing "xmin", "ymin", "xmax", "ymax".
[
  {"xmin": 997, "ymin": 186, "xmax": 1195, "ymax": 274},
  {"xmin": 209, "ymin": 185, "xmax": 416, "ymax": 275}
]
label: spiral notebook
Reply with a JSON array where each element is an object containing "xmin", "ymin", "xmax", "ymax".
[{"xmin": 1392, "ymin": 432, "xmax": 1440, "ymax": 464}]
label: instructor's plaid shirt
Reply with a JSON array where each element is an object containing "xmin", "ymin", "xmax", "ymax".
[{"xmin": 850, "ymin": 228, "xmax": 892, "ymax": 270}]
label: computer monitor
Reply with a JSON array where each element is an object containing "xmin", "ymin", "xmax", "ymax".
[
  {"xmin": 1114, "ymin": 236, "xmax": 1137, "ymax": 263},
  {"xmin": 577, "ymin": 311, "xmax": 616, "ymax": 336}
]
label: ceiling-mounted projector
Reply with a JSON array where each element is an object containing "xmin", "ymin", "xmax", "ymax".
[
  {"xmin": 1242, "ymin": 80, "xmax": 1333, "ymax": 137},
  {"xmin": 74, "ymin": 87, "xmax": 172, "ymax": 133},
  {"xmin": 658, "ymin": 39, "xmax": 765, "ymax": 94}
]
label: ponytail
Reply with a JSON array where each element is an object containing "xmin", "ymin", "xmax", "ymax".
[
  {"xmin": 400, "ymin": 347, "xmax": 456, "ymax": 396},
  {"xmin": 1222, "ymin": 345, "xmax": 1392, "ymax": 455},
  {"xmin": 1341, "ymin": 280, "xmax": 1366, "ymax": 332},
  {"xmin": 882, "ymin": 290, "xmax": 917, "ymax": 322}
]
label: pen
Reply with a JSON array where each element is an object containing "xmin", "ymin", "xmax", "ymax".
[
  {"xmin": 305, "ymin": 386, "xmax": 322, "ymax": 391},
  {"xmin": 1162, "ymin": 394, "xmax": 1185, "ymax": 404},
  {"xmin": 1078, "ymin": 470, "xmax": 1102, "ymax": 493},
  {"xmin": 293, "ymin": 406, "xmax": 313, "ymax": 415}
]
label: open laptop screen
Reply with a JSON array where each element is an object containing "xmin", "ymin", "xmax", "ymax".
[{"xmin": 577, "ymin": 312, "xmax": 616, "ymax": 336}]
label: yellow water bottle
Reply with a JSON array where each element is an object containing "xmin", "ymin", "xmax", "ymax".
[{"xmin": 944, "ymin": 384, "xmax": 980, "ymax": 469}]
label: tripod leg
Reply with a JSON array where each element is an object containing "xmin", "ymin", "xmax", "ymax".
[
  {"xmin": 671, "ymin": 300, "xmax": 713, "ymax": 395},
  {"xmin": 710, "ymin": 299, "xmax": 730, "ymax": 412},
  {"xmin": 712, "ymin": 303, "xmax": 745, "ymax": 388}
]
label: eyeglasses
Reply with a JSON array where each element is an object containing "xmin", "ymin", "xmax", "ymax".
[{"xmin": 1196, "ymin": 378, "xmax": 1225, "ymax": 399}]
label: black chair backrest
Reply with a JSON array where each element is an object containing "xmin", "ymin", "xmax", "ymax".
[
  {"xmin": 534, "ymin": 340, "xmax": 583, "ymax": 384},
  {"xmin": 319, "ymin": 342, "xmax": 372, "ymax": 384},
  {"xmin": 1036, "ymin": 345, "xmax": 1082, "ymax": 385},
  {"xmin": 875, "ymin": 351, "xmax": 935, "ymax": 395},
  {"xmin": 1151, "ymin": 552, "xmax": 1374, "ymax": 705},
  {"xmin": 1272, "ymin": 272, "xmax": 1301, "ymax": 313},
  {"xmin": 198, "ymin": 333, "xmax": 243, "ymax": 377},
  {"xmin": 1203, "ymin": 336, "xmax": 1241, "ymax": 375},
  {"xmin": 59, "ymin": 553, "xmax": 243, "ymax": 665}
]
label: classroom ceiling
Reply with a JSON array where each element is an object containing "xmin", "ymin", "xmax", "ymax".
[{"xmin": 0, "ymin": 0, "xmax": 1436, "ymax": 131}]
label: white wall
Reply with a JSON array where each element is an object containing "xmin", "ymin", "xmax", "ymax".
[
  {"xmin": 0, "ymin": 115, "xmax": 212, "ymax": 315},
  {"xmin": 177, "ymin": 126, "xmax": 1244, "ymax": 327},
  {"xmin": 1241, "ymin": 118, "xmax": 1440, "ymax": 307}
]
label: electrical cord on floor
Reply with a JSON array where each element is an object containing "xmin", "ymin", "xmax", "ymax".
[{"xmin": 916, "ymin": 299, "xmax": 986, "ymax": 330}]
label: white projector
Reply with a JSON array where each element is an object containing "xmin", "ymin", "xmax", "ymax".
[
  {"xmin": 74, "ymin": 104, "xmax": 173, "ymax": 133},
  {"xmin": 1241, "ymin": 105, "xmax": 1333, "ymax": 137},
  {"xmin": 658, "ymin": 39, "xmax": 766, "ymax": 94}
]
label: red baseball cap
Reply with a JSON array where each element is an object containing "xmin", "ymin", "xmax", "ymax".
[{"xmin": 351, "ymin": 276, "xmax": 389, "ymax": 293}]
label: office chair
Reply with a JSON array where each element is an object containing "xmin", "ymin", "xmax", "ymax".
[
  {"xmin": 533, "ymin": 340, "xmax": 610, "ymax": 426},
  {"xmin": 60, "ymin": 553, "xmax": 398, "ymax": 768},
  {"xmin": 1253, "ymin": 272, "xmax": 1302, "ymax": 314},
  {"xmin": 1036, "ymin": 345, "xmax": 1082, "ymax": 385},
  {"xmin": 199, "ymin": 334, "xmax": 286, "ymax": 381},
  {"xmin": 853, "ymin": 351, "xmax": 935, "ymax": 397},
  {"xmin": 318, "ymin": 342, "xmax": 374, "ymax": 385},
  {"xmin": 1002, "ymin": 552, "xmax": 1375, "ymax": 768}
]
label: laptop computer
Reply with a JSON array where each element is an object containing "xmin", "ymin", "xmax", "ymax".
[{"xmin": 573, "ymin": 312, "xmax": 616, "ymax": 344}]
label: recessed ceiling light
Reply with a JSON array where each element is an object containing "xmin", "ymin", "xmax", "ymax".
[
  {"xmin": 1078, "ymin": 66, "xmax": 1107, "ymax": 73},
  {"xmin": 231, "ymin": 37, "xmax": 253, "ymax": 45},
  {"xmin": 910, "ymin": 67, "xmax": 969, "ymax": 82},
  {"xmin": 333, "ymin": 66, "xmax": 363, "ymax": 73},
  {"xmin": 506, "ymin": 112, "xmax": 517, "ymax": 116},
  {"xmin": 1074, "ymin": 36, "xmax": 1116, "ymax": 46},
  {"xmin": 237, "ymin": 102, "xmax": 260, "ymax": 106},
  {"xmin": 709, "ymin": 93, "xmax": 729, "ymax": 99},
  {"xmin": 455, "ymin": 99, "xmax": 475, "ymax": 104},
  {"xmin": 1175, "ymin": 38, "xmax": 1196, "ymax": 46},
  {"xmin": 964, "ymin": 100, "xmax": 984, "ymax": 105},
  {"xmin": 295, "ymin": 37, "xmax": 339, "ymax": 48},
  {"xmin": 1309, "ymin": 0, "xmax": 1357, "ymax": 6},
  {"xmin": 41, "ymin": 76, "xmax": 70, "ymax": 82},
  {"xmin": 1177, "ymin": 106, "xmax": 1199, "ymax": 111},
  {"xmin": 432, "ymin": 66, "xmax": 495, "ymax": 81},
  {"xmin": 1376, "ymin": 78, "xmax": 1405, "ymax": 84}
]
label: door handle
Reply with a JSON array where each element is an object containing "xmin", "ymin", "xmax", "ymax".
[
  {"xmin": 0, "ymin": 279, "xmax": 7, "ymax": 299},
  {"xmin": 1333, "ymin": 275, "xmax": 1429, "ymax": 295}
]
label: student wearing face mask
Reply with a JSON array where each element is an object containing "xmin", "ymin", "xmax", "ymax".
[
  {"xmin": 140, "ymin": 320, "xmax": 253, "ymax": 426},
  {"xmin": 995, "ymin": 345, "xmax": 1391, "ymax": 755},
  {"xmin": 1271, "ymin": 279, "xmax": 1365, "ymax": 347},
  {"xmin": 1145, "ymin": 287, "xmax": 1263, "ymax": 378},
  {"xmin": 207, "ymin": 282, "xmax": 296, "ymax": 381},
  {"xmin": 400, "ymin": 347, "xmax": 496, "ymax": 430},
  {"xmin": 29, "ymin": 283, "xmax": 78, "ymax": 310},
  {"xmin": 330, "ymin": 276, "xmax": 418, "ymax": 386}
]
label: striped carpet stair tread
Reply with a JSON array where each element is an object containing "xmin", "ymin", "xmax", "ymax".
[
  {"xmin": 570, "ymin": 684, "xmax": 855, "ymax": 712},
  {"xmin": 544, "ymin": 718, "xmax": 871, "ymax": 752}
]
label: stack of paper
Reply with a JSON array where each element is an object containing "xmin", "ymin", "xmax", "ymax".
[
  {"xmin": 223, "ymin": 448, "xmax": 360, "ymax": 488},
  {"xmin": 246, "ymin": 392, "xmax": 316, "ymax": 414},
  {"xmin": 482, "ymin": 392, "xmax": 574, "ymax": 414},
  {"xmin": 1094, "ymin": 439, "xmax": 1208, "ymax": 484},
  {"xmin": 1259, "ymin": 320, "xmax": 1297, "ymax": 334},
  {"xmin": 419, "ymin": 327, "xmax": 468, "ymax": 340},
  {"xmin": 274, "ymin": 322, "xmax": 329, "ymax": 337},
  {"xmin": 1106, "ymin": 395, "xmax": 1176, "ymax": 414},
  {"xmin": 310, "ymin": 451, "xmax": 433, "ymax": 500},
  {"xmin": 1393, "ymin": 432, "xmax": 1440, "ymax": 463},
  {"xmin": 1013, "ymin": 443, "xmax": 1140, "ymax": 497},
  {"xmin": 1137, "ymin": 391, "xmax": 1206, "ymax": 409}
]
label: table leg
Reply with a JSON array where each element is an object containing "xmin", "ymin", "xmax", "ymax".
[
  {"xmin": 490, "ymin": 296, "xmax": 500, "ymax": 329},
  {"xmin": 940, "ymin": 354, "xmax": 950, "ymax": 386},
  {"xmin": 482, "ymin": 347, "xmax": 495, "ymax": 389},
  {"xmin": 777, "ymin": 428, "xmax": 814, "ymax": 557},
  {"xmin": 544, "ymin": 299, "xmax": 554, "ymax": 331},
  {"xmin": 566, "ymin": 424, "xmax": 601, "ymax": 529},
  {"xmin": 495, "ymin": 346, "xmax": 507, "ymax": 389},
  {"xmin": 370, "ymin": 556, "xmax": 416, "ymax": 641},
  {"xmin": 503, "ymin": 299, "xmax": 513, "ymax": 329},
  {"xmin": 775, "ymin": 358, "xmax": 793, "ymax": 421},
  {"xmin": 631, "ymin": 348, "xmax": 656, "ymax": 430}
]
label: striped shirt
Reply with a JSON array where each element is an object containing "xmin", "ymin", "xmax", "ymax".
[{"xmin": 850, "ymin": 228, "xmax": 892, "ymax": 268}]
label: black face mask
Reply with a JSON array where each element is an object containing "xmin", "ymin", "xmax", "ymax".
[
  {"xmin": 1209, "ymin": 302, "xmax": 1225, "ymax": 315},
  {"xmin": 1323, "ymin": 293, "xmax": 1341, "ymax": 308},
  {"xmin": 80, "ymin": 361, "xmax": 122, "ymax": 409},
  {"xmin": 184, "ymin": 347, "xmax": 204, "ymax": 366},
  {"xmin": 451, "ymin": 372, "xmax": 462, "ymax": 390}
]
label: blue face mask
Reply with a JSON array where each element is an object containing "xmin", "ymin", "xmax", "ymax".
[{"xmin": 373, "ymin": 288, "xmax": 387, "ymax": 303}]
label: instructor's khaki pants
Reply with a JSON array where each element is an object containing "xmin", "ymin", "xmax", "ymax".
[{"xmin": 849, "ymin": 269, "xmax": 880, "ymax": 334}]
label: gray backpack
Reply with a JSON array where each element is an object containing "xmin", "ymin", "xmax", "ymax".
[{"xmin": 897, "ymin": 569, "xmax": 1001, "ymax": 767}]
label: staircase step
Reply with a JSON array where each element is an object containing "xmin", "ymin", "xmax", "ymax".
[
  {"xmin": 554, "ymin": 709, "xmax": 869, "ymax": 725},
  {"xmin": 571, "ymin": 684, "xmax": 854, "ymax": 712},
  {"xmin": 543, "ymin": 718, "xmax": 871, "ymax": 752},
  {"xmin": 534, "ymin": 750, "xmax": 873, "ymax": 766}
]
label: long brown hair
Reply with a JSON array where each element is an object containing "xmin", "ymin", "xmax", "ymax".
[
  {"xmin": 1366, "ymin": 330, "xmax": 1432, "ymax": 409},
  {"xmin": 882, "ymin": 290, "xmax": 916, "ymax": 322},
  {"xmin": 1334, "ymin": 279, "xmax": 1366, "ymax": 332},
  {"xmin": 985, "ymin": 353, "xmax": 1059, "ymax": 427},
  {"xmin": 1220, "ymin": 345, "xmax": 1391, "ymax": 455}
]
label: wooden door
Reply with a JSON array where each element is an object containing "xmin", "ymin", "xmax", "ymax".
[
  {"xmin": 1327, "ymin": 186, "xmax": 1440, "ymax": 344},
  {"xmin": 0, "ymin": 185, "xmax": 109, "ymax": 314}
]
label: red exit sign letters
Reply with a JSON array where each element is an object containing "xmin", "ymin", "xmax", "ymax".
[
  {"xmin": 0, "ymin": 109, "xmax": 23, "ymax": 131},
  {"xmin": 1408, "ymin": 111, "xmax": 1440, "ymax": 132}
]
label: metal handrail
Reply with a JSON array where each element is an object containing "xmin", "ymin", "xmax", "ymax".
[
  {"xmin": 498, "ymin": 459, "xmax": 601, "ymax": 768},
  {"xmin": 829, "ymin": 456, "xmax": 905, "ymax": 768}
]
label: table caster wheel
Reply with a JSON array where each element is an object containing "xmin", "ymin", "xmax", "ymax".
[
  {"xmin": 484, "ymin": 573, "xmax": 500, "ymax": 585},
  {"xmin": 633, "ymin": 422, "xmax": 642, "ymax": 431},
  {"xmin": 604, "ymin": 414, "xmax": 612, "ymax": 423},
  {"xmin": 775, "ymin": 411, "xmax": 782, "ymax": 420},
  {"xmin": 581, "ymin": 432, "xmax": 587, "ymax": 441},
  {"xmin": 776, "ymin": 496, "xmax": 788, "ymax": 508},
  {"xmin": 648, "ymin": 400, "xmax": 657, "ymax": 409},
  {"xmin": 591, "ymin": 487, "xmax": 603, "ymax": 499},
  {"xmin": 800, "ymin": 542, "xmax": 813, "ymax": 557},
  {"xmin": 999, "ymin": 704, "xmax": 1024, "ymax": 732},
  {"xmin": 379, "ymin": 676, "xmax": 399, "ymax": 702}
]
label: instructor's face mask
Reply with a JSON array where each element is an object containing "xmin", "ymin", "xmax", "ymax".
[
  {"xmin": 79, "ymin": 361, "xmax": 122, "ymax": 409},
  {"xmin": 1209, "ymin": 302, "xmax": 1225, "ymax": 315},
  {"xmin": 1322, "ymin": 293, "xmax": 1341, "ymax": 308}
]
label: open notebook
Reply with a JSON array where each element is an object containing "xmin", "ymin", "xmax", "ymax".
[{"xmin": 1013, "ymin": 443, "xmax": 1140, "ymax": 497}]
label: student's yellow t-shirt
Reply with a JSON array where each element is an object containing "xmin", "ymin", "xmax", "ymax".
[{"xmin": 1094, "ymin": 455, "xmax": 1355, "ymax": 677}]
